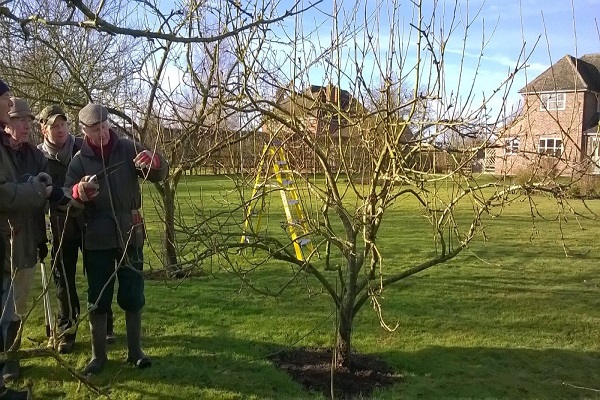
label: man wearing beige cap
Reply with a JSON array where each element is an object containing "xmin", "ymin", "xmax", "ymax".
[
  {"xmin": 0, "ymin": 97, "xmax": 49, "ymax": 381},
  {"xmin": 0, "ymin": 82, "xmax": 83, "ymax": 399},
  {"xmin": 66, "ymin": 103, "xmax": 168, "ymax": 375}
]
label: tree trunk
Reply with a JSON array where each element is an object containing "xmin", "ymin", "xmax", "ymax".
[
  {"xmin": 162, "ymin": 180, "xmax": 178, "ymax": 270},
  {"xmin": 336, "ymin": 299, "xmax": 353, "ymax": 368},
  {"xmin": 335, "ymin": 256, "xmax": 360, "ymax": 369}
]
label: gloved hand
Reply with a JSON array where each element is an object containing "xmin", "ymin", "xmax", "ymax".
[
  {"xmin": 133, "ymin": 150, "xmax": 160, "ymax": 170},
  {"xmin": 72, "ymin": 176, "xmax": 99, "ymax": 202},
  {"xmin": 36, "ymin": 172, "xmax": 52, "ymax": 186},
  {"xmin": 37, "ymin": 242, "xmax": 48, "ymax": 262},
  {"xmin": 47, "ymin": 186, "xmax": 85, "ymax": 210},
  {"xmin": 18, "ymin": 173, "xmax": 33, "ymax": 183}
]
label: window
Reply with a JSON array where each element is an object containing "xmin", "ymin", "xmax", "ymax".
[
  {"xmin": 504, "ymin": 138, "xmax": 520, "ymax": 155},
  {"xmin": 540, "ymin": 93, "xmax": 566, "ymax": 111},
  {"xmin": 538, "ymin": 137, "xmax": 563, "ymax": 156}
]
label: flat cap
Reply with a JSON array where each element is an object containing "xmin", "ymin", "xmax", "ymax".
[
  {"xmin": 79, "ymin": 103, "xmax": 108, "ymax": 127},
  {"xmin": 37, "ymin": 105, "xmax": 67, "ymax": 126},
  {"xmin": 8, "ymin": 98, "xmax": 34, "ymax": 119}
]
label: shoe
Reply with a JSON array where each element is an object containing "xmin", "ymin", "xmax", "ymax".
[
  {"xmin": 106, "ymin": 330, "xmax": 116, "ymax": 345},
  {"xmin": 0, "ymin": 386, "xmax": 29, "ymax": 399},
  {"xmin": 57, "ymin": 335, "xmax": 75, "ymax": 354}
]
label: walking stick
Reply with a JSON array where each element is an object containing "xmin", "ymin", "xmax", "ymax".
[{"xmin": 40, "ymin": 261, "xmax": 55, "ymax": 346}]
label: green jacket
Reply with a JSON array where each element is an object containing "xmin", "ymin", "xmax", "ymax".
[
  {"xmin": 65, "ymin": 131, "xmax": 168, "ymax": 250},
  {"xmin": 0, "ymin": 133, "xmax": 48, "ymax": 270}
]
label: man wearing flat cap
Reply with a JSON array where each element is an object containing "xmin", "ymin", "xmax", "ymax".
[
  {"xmin": 0, "ymin": 81, "xmax": 82, "ymax": 400},
  {"xmin": 0, "ymin": 97, "xmax": 50, "ymax": 381},
  {"xmin": 65, "ymin": 103, "xmax": 168, "ymax": 375},
  {"xmin": 37, "ymin": 106, "xmax": 117, "ymax": 355}
]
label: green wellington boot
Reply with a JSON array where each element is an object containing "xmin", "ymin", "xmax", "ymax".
[
  {"xmin": 83, "ymin": 313, "xmax": 108, "ymax": 375},
  {"xmin": 125, "ymin": 310, "xmax": 151, "ymax": 368}
]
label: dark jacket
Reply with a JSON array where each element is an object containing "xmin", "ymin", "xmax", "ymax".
[
  {"xmin": 38, "ymin": 136, "xmax": 84, "ymax": 244},
  {"xmin": 0, "ymin": 133, "xmax": 48, "ymax": 269},
  {"xmin": 65, "ymin": 130, "xmax": 168, "ymax": 250}
]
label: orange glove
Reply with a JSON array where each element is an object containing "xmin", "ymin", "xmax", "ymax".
[
  {"xmin": 134, "ymin": 150, "xmax": 160, "ymax": 170},
  {"xmin": 72, "ymin": 176, "xmax": 99, "ymax": 202}
]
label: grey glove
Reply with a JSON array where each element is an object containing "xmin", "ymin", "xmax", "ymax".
[{"xmin": 36, "ymin": 172, "xmax": 52, "ymax": 186}]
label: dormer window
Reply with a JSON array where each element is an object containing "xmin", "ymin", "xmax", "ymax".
[{"xmin": 540, "ymin": 93, "xmax": 566, "ymax": 111}]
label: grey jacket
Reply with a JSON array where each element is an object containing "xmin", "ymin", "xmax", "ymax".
[
  {"xmin": 38, "ymin": 136, "xmax": 84, "ymax": 244},
  {"xmin": 0, "ymin": 133, "xmax": 49, "ymax": 270},
  {"xmin": 65, "ymin": 130, "xmax": 168, "ymax": 250}
]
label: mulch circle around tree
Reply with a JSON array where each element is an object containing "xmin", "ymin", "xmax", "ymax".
[{"xmin": 268, "ymin": 347, "xmax": 403, "ymax": 399}]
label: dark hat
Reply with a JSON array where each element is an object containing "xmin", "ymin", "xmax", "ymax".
[
  {"xmin": 0, "ymin": 80, "xmax": 9, "ymax": 97},
  {"xmin": 37, "ymin": 105, "xmax": 67, "ymax": 126},
  {"xmin": 8, "ymin": 98, "xmax": 34, "ymax": 118},
  {"xmin": 79, "ymin": 103, "xmax": 108, "ymax": 127}
]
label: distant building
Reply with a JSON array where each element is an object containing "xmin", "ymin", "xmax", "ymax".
[
  {"xmin": 263, "ymin": 84, "xmax": 413, "ymax": 174},
  {"xmin": 495, "ymin": 53, "xmax": 600, "ymax": 176}
]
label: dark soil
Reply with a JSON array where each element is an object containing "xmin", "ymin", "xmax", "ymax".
[
  {"xmin": 144, "ymin": 266, "xmax": 206, "ymax": 280},
  {"xmin": 268, "ymin": 347, "xmax": 402, "ymax": 399}
]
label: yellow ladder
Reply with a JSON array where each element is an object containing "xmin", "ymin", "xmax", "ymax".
[{"xmin": 241, "ymin": 142, "xmax": 314, "ymax": 262}]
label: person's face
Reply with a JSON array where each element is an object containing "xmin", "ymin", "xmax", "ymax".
[
  {"xmin": 7, "ymin": 116, "xmax": 32, "ymax": 143},
  {"xmin": 43, "ymin": 116, "xmax": 69, "ymax": 147},
  {"xmin": 0, "ymin": 93, "xmax": 13, "ymax": 126},
  {"xmin": 82, "ymin": 120, "xmax": 110, "ymax": 146}
]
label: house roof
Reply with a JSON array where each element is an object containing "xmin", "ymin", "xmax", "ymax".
[
  {"xmin": 275, "ymin": 84, "xmax": 365, "ymax": 115},
  {"xmin": 520, "ymin": 53, "xmax": 600, "ymax": 93}
]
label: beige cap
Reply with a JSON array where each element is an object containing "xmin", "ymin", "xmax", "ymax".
[
  {"xmin": 8, "ymin": 98, "xmax": 33, "ymax": 119},
  {"xmin": 37, "ymin": 105, "xmax": 67, "ymax": 126}
]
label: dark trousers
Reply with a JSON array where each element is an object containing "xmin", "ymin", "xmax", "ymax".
[
  {"xmin": 83, "ymin": 247, "xmax": 145, "ymax": 313},
  {"xmin": 51, "ymin": 239, "xmax": 80, "ymax": 334}
]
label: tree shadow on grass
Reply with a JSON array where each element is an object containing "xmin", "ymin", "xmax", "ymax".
[{"xmin": 384, "ymin": 346, "xmax": 600, "ymax": 400}]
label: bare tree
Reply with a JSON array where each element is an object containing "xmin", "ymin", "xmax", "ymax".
[{"xmin": 171, "ymin": 0, "xmax": 597, "ymax": 371}]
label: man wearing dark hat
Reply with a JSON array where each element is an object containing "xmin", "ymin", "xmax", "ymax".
[
  {"xmin": 0, "ymin": 97, "xmax": 49, "ymax": 381},
  {"xmin": 0, "ymin": 81, "xmax": 83, "ymax": 400},
  {"xmin": 65, "ymin": 103, "xmax": 168, "ymax": 375},
  {"xmin": 37, "ymin": 106, "xmax": 116, "ymax": 354}
]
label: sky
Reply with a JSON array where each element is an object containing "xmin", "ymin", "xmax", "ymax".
[{"xmin": 270, "ymin": 0, "xmax": 600, "ymax": 118}]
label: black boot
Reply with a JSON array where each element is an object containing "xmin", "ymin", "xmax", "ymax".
[
  {"xmin": 125, "ymin": 310, "xmax": 151, "ymax": 368},
  {"xmin": 83, "ymin": 313, "xmax": 107, "ymax": 375},
  {"xmin": 106, "ymin": 308, "xmax": 116, "ymax": 344},
  {"xmin": 0, "ymin": 386, "xmax": 28, "ymax": 400},
  {"xmin": 3, "ymin": 321, "xmax": 21, "ymax": 381}
]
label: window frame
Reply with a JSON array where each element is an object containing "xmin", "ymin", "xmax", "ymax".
[
  {"xmin": 504, "ymin": 137, "xmax": 520, "ymax": 156},
  {"xmin": 539, "ymin": 93, "xmax": 566, "ymax": 111},
  {"xmin": 538, "ymin": 136, "xmax": 564, "ymax": 157}
]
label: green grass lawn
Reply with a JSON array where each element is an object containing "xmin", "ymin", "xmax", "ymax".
[{"xmin": 16, "ymin": 174, "xmax": 600, "ymax": 399}]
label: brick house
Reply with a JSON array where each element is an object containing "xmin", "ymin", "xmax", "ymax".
[
  {"xmin": 264, "ymin": 84, "xmax": 371, "ymax": 173},
  {"xmin": 263, "ymin": 84, "xmax": 418, "ymax": 174},
  {"xmin": 495, "ymin": 53, "xmax": 600, "ymax": 176}
]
